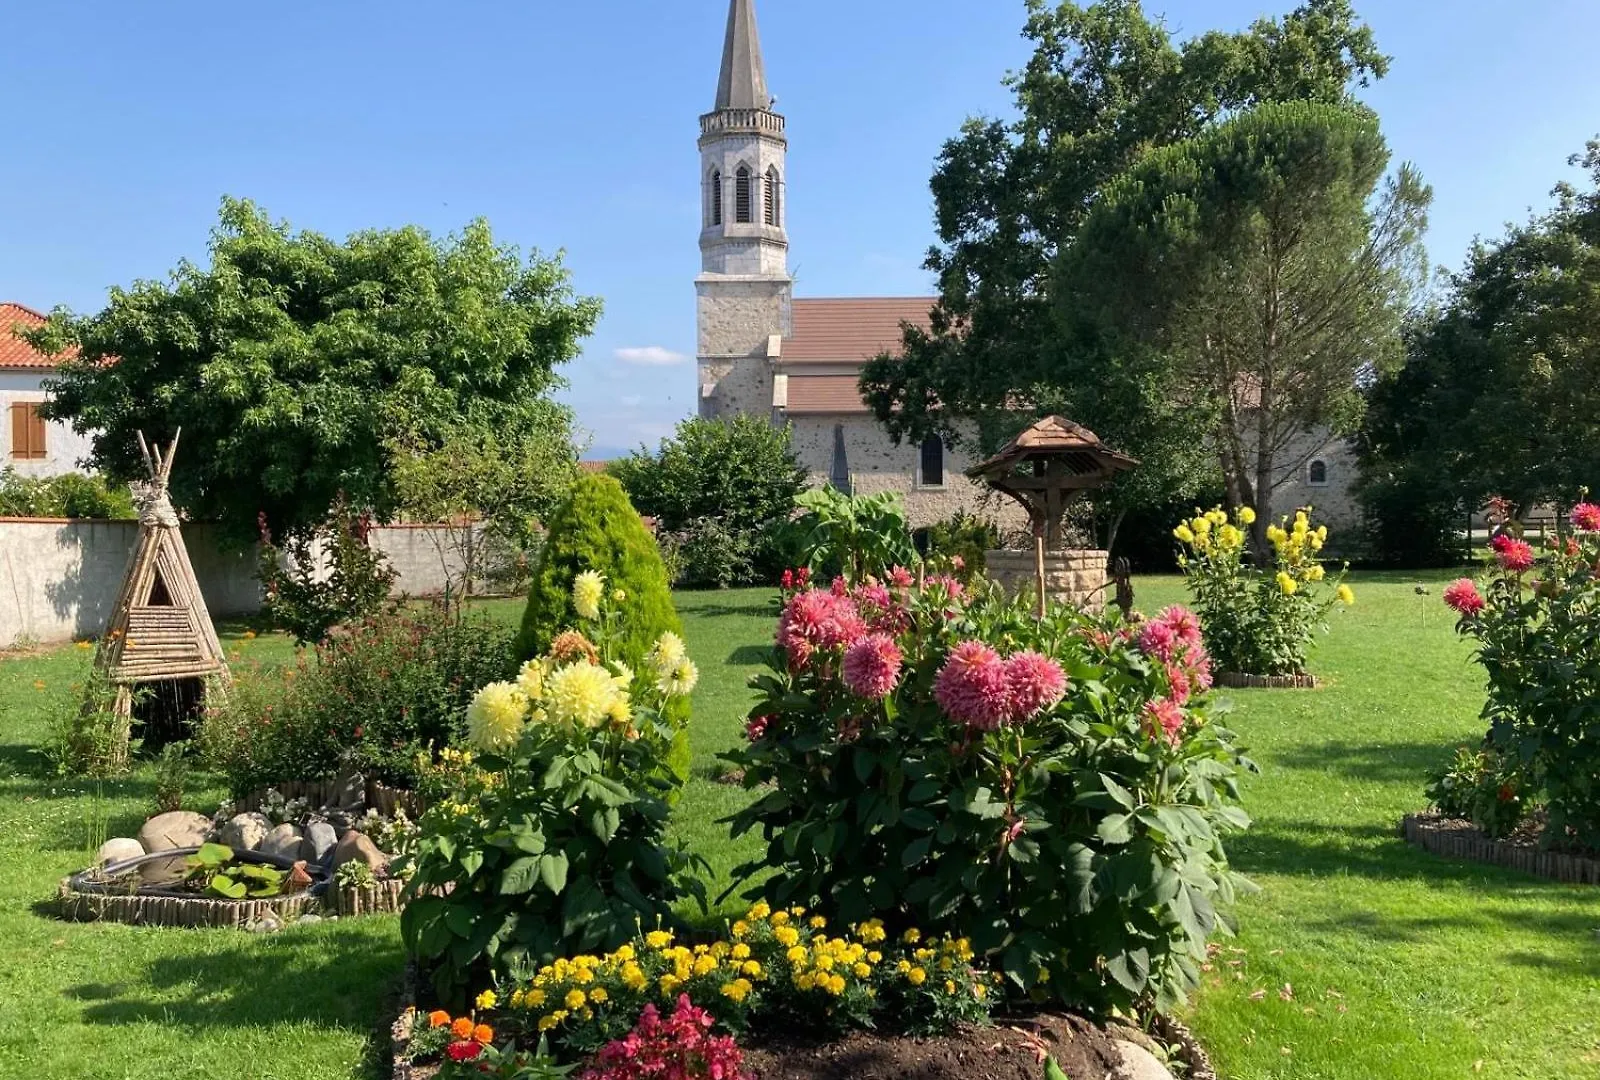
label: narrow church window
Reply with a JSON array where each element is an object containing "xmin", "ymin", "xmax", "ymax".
[
  {"xmin": 830, "ymin": 424, "xmax": 852, "ymax": 495},
  {"xmin": 764, "ymin": 166, "xmax": 780, "ymax": 226},
  {"xmin": 711, "ymin": 170, "xmax": 722, "ymax": 227},
  {"xmin": 735, "ymin": 166, "xmax": 753, "ymax": 224},
  {"xmin": 1308, "ymin": 459, "xmax": 1329, "ymax": 486},
  {"xmin": 920, "ymin": 434, "xmax": 945, "ymax": 487}
]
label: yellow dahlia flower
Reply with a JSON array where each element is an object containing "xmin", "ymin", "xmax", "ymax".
[
  {"xmin": 516, "ymin": 658, "xmax": 546, "ymax": 701},
  {"xmin": 467, "ymin": 681, "xmax": 531, "ymax": 752},
  {"xmin": 572, "ymin": 570, "xmax": 606, "ymax": 621},
  {"xmin": 1337, "ymin": 584, "xmax": 1356, "ymax": 606},
  {"xmin": 649, "ymin": 631, "xmax": 687, "ymax": 672},
  {"xmin": 1173, "ymin": 524, "xmax": 1195, "ymax": 544},
  {"xmin": 1276, "ymin": 571, "xmax": 1298, "ymax": 596},
  {"xmin": 545, "ymin": 662, "xmax": 620, "ymax": 729},
  {"xmin": 658, "ymin": 658, "xmax": 699, "ymax": 698},
  {"xmin": 1308, "ymin": 563, "xmax": 1326, "ymax": 581},
  {"xmin": 608, "ymin": 661, "xmax": 635, "ymax": 692},
  {"xmin": 1237, "ymin": 506, "xmax": 1257, "ymax": 525}
]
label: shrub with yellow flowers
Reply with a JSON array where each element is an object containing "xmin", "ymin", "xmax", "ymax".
[
  {"xmin": 1174, "ymin": 505, "xmax": 1353, "ymax": 677},
  {"xmin": 486, "ymin": 904, "xmax": 993, "ymax": 1060},
  {"xmin": 402, "ymin": 572, "xmax": 706, "ymax": 1007}
]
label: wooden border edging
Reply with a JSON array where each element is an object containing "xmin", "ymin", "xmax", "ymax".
[
  {"xmin": 1400, "ymin": 814, "xmax": 1600, "ymax": 884},
  {"xmin": 55, "ymin": 879, "xmax": 316, "ymax": 927},
  {"xmin": 1217, "ymin": 672, "xmax": 1319, "ymax": 689},
  {"xmin": 1153, "ymin": 1014, "xmax": 1217, "ymax": 1080}
]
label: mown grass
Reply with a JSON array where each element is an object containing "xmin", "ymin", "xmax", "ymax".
[{"xmin": 1, "ymin": 577, "xmax": 1597, "ymax": 1078}]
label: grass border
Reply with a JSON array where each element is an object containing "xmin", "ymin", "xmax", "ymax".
[{"xmin": 1400, "ymin": 812, "xmax": 1600, "ymax": 885}]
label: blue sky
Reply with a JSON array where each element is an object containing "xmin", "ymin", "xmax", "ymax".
[{"xmin": 3, "ymin": 1, "xmax": 1599, "ymax": 459}]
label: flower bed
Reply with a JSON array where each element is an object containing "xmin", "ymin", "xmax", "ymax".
[{"xmin": 1401, "ymin": 812, "xmax": 1600, "ymax": 885}]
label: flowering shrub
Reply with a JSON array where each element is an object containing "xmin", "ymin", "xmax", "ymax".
[
  {"xmin": 493, "ymin": 904, "xmax": 990, "ymax": 1058},
  {"xmin": 1424, "ymin": 745, "xmax": 1525, "ymax": 839},
  {"xmin": 1442, "ymin": 504, "xmax": 1600, "ymax": 848},
  {"xmin": 406, "ymin": 1008, "xmax": 573, "ymax": 1079},
  {"xmin": 1174, "ymin": 506, "xmax": 1353, "ymax": 676},
  {"xmin": 583, "ymin": 996, "xmax": 748, "ymax": 1080},
  {"xmin": 723, "ymin": 577, "xmax": 1254, "ymax": 1016},
  {"xmin": 402, "ymin": 574, "xmax": 705, "ymax": 1006}
]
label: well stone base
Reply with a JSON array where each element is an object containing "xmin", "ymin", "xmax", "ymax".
[{"xmin": 985, "ymin": 549, "xmax": 1109, "ymax": 614}]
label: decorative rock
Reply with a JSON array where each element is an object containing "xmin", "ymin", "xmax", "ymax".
[
  {"xmin": 95, "ymin": 837, "xmax": 145, "ymax": 867},
  {"xmin": 261, "ymin": 823, "xmax": 305, "ymax": 861},
  {"xmin": 135, "ymin": 810, "xmax": 213, "ymax": 884},
  {"xmin": 295, "ymin": 913, "xmax": 323, "ymax": 926},
  {"xmin": 245, "ymin": 912, "xmax": 284, "ymax": 933},
  {"xmin": 220, "ymin": 812, "xmax": 272, "ymax": 852},
  {"xmin": 304, "ymin": 821, "xmax": 339, "ymax": 864},
  {"xmin": 1112, "ymin": 1039, "xmax": 1178, "ymax": 1080},
  {"xmin": 331, "ymin": 830, "xmax": 387, "ymax": 875}
]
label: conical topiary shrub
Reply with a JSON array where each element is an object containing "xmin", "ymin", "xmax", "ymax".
[{"xmin": 516, "ymin": 474, "xmax": 690, "ymax": 777}]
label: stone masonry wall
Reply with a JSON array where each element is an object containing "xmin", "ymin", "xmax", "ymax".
[
  {"xmin": 986, "ymin": 549, "xmax": 1110, "ymax": 614},
  {"xmin": 696, "ymin": 277, "xmax": 789, "ymax": 420}
]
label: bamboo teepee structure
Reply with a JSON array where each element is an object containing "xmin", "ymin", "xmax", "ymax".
[{"xmin": 95, "ymin": 430, "xmax": 231, "ymax": 723}]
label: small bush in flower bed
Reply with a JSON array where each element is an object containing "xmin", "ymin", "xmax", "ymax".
[
  {"xmin": 402, "ymin": 573, "xmax": 705, "ymax": 1006},
  {"xmin": 723, "ymin": 574, "xmax": 1255, "ymax": 1017},
  {"xmin": 405, "ymin": 1009, "xmax": 572, "ymax": 1078},
  {"xmin": 198, "ymin": 602, "xmax": 516, "ymax": 793},
  {"xmin": 1174, "ymin": 505, "xmax": 1353, "ymax": 677},
  {"xmin": 1424, "ymin": 744, "xmax": 1526, "ymax": 839},
  {"xmin": 1439, "ymin": 502, "xmax": 1600, "ymax": 849}
]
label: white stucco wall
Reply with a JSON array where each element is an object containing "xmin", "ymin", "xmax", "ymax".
[{"xmin": 0, "ymin": 371, "xmax": 95, "ymax": 477}]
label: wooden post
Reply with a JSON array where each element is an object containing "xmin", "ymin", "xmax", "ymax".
[{"xmin": 1033, "ymin": 525, "xmax": 1047, "ymax": 622}]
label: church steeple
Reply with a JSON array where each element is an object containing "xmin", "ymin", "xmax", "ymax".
[{"xmin": 715, "ymin": 0, "xmax": 771, "ymax": 111}]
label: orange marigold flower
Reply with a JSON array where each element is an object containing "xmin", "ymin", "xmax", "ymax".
[
  {"xmin": 428, "ymin": 1010, "xmax": 451, "ymax": 1029},
  {"xmin": 473, "ymin": 1023, "xmax": 494, "ymax": 1045},
  {"xmin": 450, "ymin": 1017, "xmax": 474, "ymax": 1039}
]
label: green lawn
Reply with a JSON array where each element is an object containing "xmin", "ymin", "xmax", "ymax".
[{"xmin": 0, "ymin": 579, "xmax": 1596, "ymax": 1078}]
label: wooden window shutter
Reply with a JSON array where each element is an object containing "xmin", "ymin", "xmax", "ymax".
[{"xmin": 10, "ymin": 402, "xmax": 46, "ymax": 460}]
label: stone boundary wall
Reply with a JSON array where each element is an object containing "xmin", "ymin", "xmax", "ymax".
[
  {"xmin": 986, "ymin": 549, "xmax": 1109, "ymax": 614},
  {"xmin": 0, "ymin": 518, "xmax": 484, "ymax": 649}
]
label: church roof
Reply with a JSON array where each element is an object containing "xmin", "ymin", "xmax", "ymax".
[
  {"xmin": 0, "ymin": 302, "xmax": 75, "ymax": 370},
  {"xmin": 715, "ymin": 0, "xmax": 771, "ymax": 112},
  {"xmin": 781, "ymin": 297, "xmax": 934, "ymax": 364}
]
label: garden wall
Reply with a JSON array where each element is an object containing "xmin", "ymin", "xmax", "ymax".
[{"xmin": 0, "ymin": 518, "xmax": 481, "ymax": 648}]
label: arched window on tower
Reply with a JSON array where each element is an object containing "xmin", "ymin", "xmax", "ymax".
[
  {"xmin": 735, "ymin": 166, "xmax": 753, "ymax": 224},
  {"xmin": 764, "ymin": 167, "xmax": 780, "ymax": 226},
  {"xmin": 710, "ymin": 170, "xmax": 722, "ymax": 227}
]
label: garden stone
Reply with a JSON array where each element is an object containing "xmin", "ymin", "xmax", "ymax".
[
  {"xmin": 331, "ymin": 830, "xmax": 387, "ymax": 875},
  {"xmin": 221, "ymin": 811, "xmax": 272, "ymax": 851},
  {"xmin": 245, "ymin": 912, "xmax": 283, "ymax": 933},
  {"xmin": 261, "ymin": 823, "xmax": 304, "ymax": 861},
  {"xmin": 1111, "ymin": 1040, "xmax": 1177, "ymax": 1080},
  {"xmin": 304, "ymin": 821, "xmax": 339, "ymax": 864},
  {"xmin": 295, "ymin": 913, "xmax": 323, "ymax": 926},
  {"xmin": 136, "ymin": 810, "xmax": 212, "ymax": 853},
  {"xmin": 95, "ymin": 837, "xmax": 145, "ymax": 867}
]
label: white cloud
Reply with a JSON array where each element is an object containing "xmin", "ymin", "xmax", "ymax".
[
  {"xmin": 615, "ymin": 345, "xmax": 689, "ymax": 367},
  {"xmin": 620, "ymin": 394, "xmax": 643, "ymax": 407}
]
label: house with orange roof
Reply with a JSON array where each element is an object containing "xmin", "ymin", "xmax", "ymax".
[{"xmin": 0, "ymin": 303, "xmax": 95, "ymax": 479}]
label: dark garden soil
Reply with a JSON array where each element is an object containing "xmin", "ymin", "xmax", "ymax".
[{"xmin": 740, "ymin": 1013, "xmax": 1156, "ymax": 1080}]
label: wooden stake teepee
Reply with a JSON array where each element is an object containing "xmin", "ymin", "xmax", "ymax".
[{"xmin": 96, "ymin": 430, "xmax": 231, "ymax": 723}]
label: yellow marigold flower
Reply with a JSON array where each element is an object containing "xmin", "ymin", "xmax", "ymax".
[
  {"xmin": 731, "ymin": 920, "xmax": 750, "ymax": 939},
  {"xmin": 538, "ymin": 1011, "xmax": 567, "ymax": 1032},
  {"xmin": 721, "ymin": 978, "xmax": 753, "ymax": 1003},
  {"xmin": 1219, "ymin": 525, "xmax": 1243, "ymax": 550},
  {"xmin": 475, "ymin": 990, "xmax": 498, "ymax": 1011},
  {"xmin": 466, "ymin": 682, "xmax": 529, "ymax": 752},
  {"xmin": 572, "ymin": 570, "xmax": 605, "ymax": 621},
  {"xmin": 621, "ymin": 962, "xmax": 646, "ymax": 990},
  {"xmin": 660, "ymin": 974, "xmax": 681, "ymax": 994},
  {"xmin": 1305, "ymin": 563, "xmax": 1324, "ymax": 582},
  {"xmin": 853, "ymin": 962, "xmax": 872, "ymax": 978},
  {"xmin": 955, "ymin": 938, "xmax": 974, "ymax": 961},
  {"xmin": 775, "ymin": 926, "xmax": 800, "ymax": 948},
  {"xmin": 814, "ymin": 954, "xmax": 835, "ymax": 972},
  {"xmin": 747, "ymin": 901, "xmax": 771, "ymax": 920},
  {"xmin": 658, "ymin": 658, "xmax": 699, "ymax": 698},
  {"xmin": 526, "ymin": 989, "xmax": 546, "ymax": 1008},
  {"xmin": 1237, "ymin": 506, "xmax": 1257, "ymax": 525},
  {"xmin": 731, "ymin": 943, "xmax": 751, "ymax": 960},
  {"xmin": 902, "ymin": 928, "xmax": 921, "ymax": 944},
  {"xmin": 908, "ymin": 967, "xmax": 928, "ymax": 986},
  {"xmin": 975, "ymin": 984, "xmax": 987, "ymax": 999},
  {"xmin": 614, "ymin": 944, "xmax": 636, "ymax": 962},
  {"xmin": 1338, "ymin": 583, "xmax": 1355, "ymax": 606},
  {"xmin": 648, "ymin": 631, "xmax": 688, "ymax": 673},
  {"xmin": 896, "ymin": 959, "xmax": 911, "ymax": 974},
  {"xmin": 646, "ymin": 930, "xmax": 672, "ymax": 949},
  {"xmin": 545, "ymin": 661, "xmax": 620, "ymax": 730},
  {"xmin": 809, "ymin": 915, "xmax": 827, "ymax": 929},
  {"xmin": 1191, "ymin": 516, "xmax": 1211, "ymax": 536},
  {"xmin": 564, "ymin": 989, "xmax": 586, "ymax": 1011},
  {"xmin": 742, "ymin": 960, "xmax": 762, "ymax": 977},
  {"xmin": 946, "ymin": 980, "xmax": 958, "ymax": 995},
  {"xmin": 589, "ymin": 988, "xmax": 609, "ymax": 1004},
  {"xmin": 786, "ymin": 945, "xmax": 808, "ymax": 965},
  {"xmin": 857, "ymin": 919, "xmax": 886, "ymax": 944},
  {"xmin": 867, "ymin": 951, "xmax": 883, "ymax": 963},
  {"xmin": 1171, "ymin": 523, "xmax": 1195, "ymax": 544},
  {"xmin": 1276, "ymin": 571, "xmax": 1297, "ymax": 596},
  {"xmin": 769, "ymin": 911, "xmax": 789, "ymax": 927},
  {"xmin": 693, "ymin": 955, "xmax": 718, "ymax": 977},
  {"xmin": 510, "ymin": 990, "xmax": 525, "ymax": 1009}
]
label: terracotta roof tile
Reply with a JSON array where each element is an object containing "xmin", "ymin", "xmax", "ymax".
[
  {"xmin": 785, "ymin": 374, "xmax": 871, "ymax": 415},
  {"xmin": 782, "ymin": 297, "xmax": 934, "ymax": 364},
  {"xmin": 0, "ymin": 303, "xmax": 74, "ymax": 370}
]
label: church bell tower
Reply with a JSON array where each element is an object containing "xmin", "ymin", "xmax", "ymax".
[{"xmin": 695, "ymin": 0, "xmax": 792, "ymax": 420}]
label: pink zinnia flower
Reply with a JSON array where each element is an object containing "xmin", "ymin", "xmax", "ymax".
[
  {"xmin": 1004, "ymin": 651, "xmax": 1068, "ymax": 720},
  {"xmin": 1143, "ymin": 698, "xmax": 1186, "ymax": 746},
  {"xmin": 1572, "ymin": 503, "xmax": 1600, "ymax": 533},
  {"xmin": 1138, "ymin": 618, "xmax": 1178, "ymax": 662},
  {"xmin": 1443, "ymin": 578, "xmax": 1486, "ymax": 617},
  {"xmin": 842, "ymin": 634, "xmax": 903, "ymax": 700},
  {"xmin": 934, "ymin": 640, "xmax": 1011, "ymax": 731},
  {"xmin": 1491, "ymin": 534, "xmax": 1535, "ymax": 572}
]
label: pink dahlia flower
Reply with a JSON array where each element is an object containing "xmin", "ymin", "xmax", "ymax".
[
  {"xmin": 888, "ymin": 565, "xmax": 915, "ymax": 589},
  {"xmin": 842, "ymin": 634, "xmax": 903, "ymax": 700},
  {"xmin": 1004, "ymin": 651, "xmax": 1068, "ymax": 720},
  {"xmin": 1165, "ymin": 663, "xmax": 1193, "ymax": 706},
  {"xmin": 1143, "ymin": 698, "xmax": 1186, "ymax": 746},
  {"xmin": 1491, "ymin": 534, "xmax": 1535, "ymax": 572},
  {"xmin": 1137, "ymin": 618, "xmax": 1178, "ymax": 662},
  {"xmin": 776, "ymin": 589, "xmax": 867, "ymax": 666},
  {"xmin": 1443, "ymin": 578, "xmax": 1486, "ymax": 616},
  {"xmin": 1572, "ymin": 503, "xmax": 1600, "ymax": 533},
  {"xmin": 1157, "ymin": 605, "xmax": 1203, "ymax": 647},
  {"xmin": 934, "ymin": 640, "xmax": 1011, "ymax": 731}
]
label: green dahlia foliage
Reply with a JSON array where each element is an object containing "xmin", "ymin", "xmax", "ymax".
[
  {"xmin": 403, "ymin": 578, "xmax": 705, "ymax": 1007},
  {"xmin": 724, "ymin": 576, "xmax": 1255, "ymax": 1017}
]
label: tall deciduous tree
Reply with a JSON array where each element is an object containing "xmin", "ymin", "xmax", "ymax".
[
  {"xmin": 1056, "ymin": 101, "xmax": 1430, "ymax": 539},
  {"xmin": 861, "ymin": 0, "xmax": 1389, "ymax": 528},
  {"xmin": 29, "ymin": 197, "xmax": 600, "ymax": 543}
]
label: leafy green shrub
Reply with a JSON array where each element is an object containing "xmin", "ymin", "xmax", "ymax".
[
  {"xmin": 610, "ymin": 416, "xmax": 808, "ymax": 586},
  {"xmin": 152, "ymin": 741, "xmax": 191, "ymax": 812},
  {"xmin": 1425, "ymin": 744, "xmax": 1525, "ymax": 839},
  {"xmin": 257, "ymin": 501, "xmax": 399, "ymax": 645},
  {"xmin": 198, "ymin": 603, "xmax": 516, "ymax": 793},
  {"xmin": 1356, "ymin": 472, "xmax": 1464, "ymax": 568},
  {"xmin": 782, "ymin": 488, "xmax": 916, "ymax": 583},
  {"xmin": 1175, "ymin": 506, "xmax": 1353, "ymax": 676},
  {"xmin": 403, "ymin": 580, "xmax": 705, "ymax": 1006},
  {"xmin": 917, "ymin": 511, "xmax": 1000, "ymax": 581},
  {"xmin": 0, "ymin": 467, "xmax": 135, "ymax": 519},
  {"xmin": 1442, "ymin": 502, "xmax": 1600, "ymax": 848},
  {"xmin": 43, "ymin": 663, "xmax": 135, "ymax": 778},
  {"xmin": 725, "ymin": 579, "xmax": 1254, "ymax": 1017}
]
